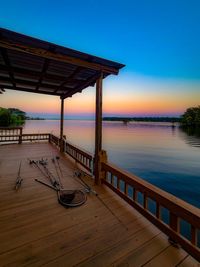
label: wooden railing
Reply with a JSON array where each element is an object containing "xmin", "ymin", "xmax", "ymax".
[
  {"xmin": 22, "ymin": 133, "xmax": 49, "ymax": 142},
  {"xmin": 0, "ymin": 130, "xmax": 93, "ymax": 173},
  {"xmin": 1, "ymin": 128, "xmax": 199, "ymax": 260},
  {"xmin": 0, "ymin": 127, "xmax": 22, "ymax": 143},
  {"xmin": 49, "ymin": 134, "xmax": 93, "ymax": 173},
  {"xmin": 0, "ymin": 127, "xmax": 50, "ymax": 143},
  {"xmin": 64, "ymin": 141, "xmax": 93, "ymax": 172},
  {"xmin": 49, "ymin": 133, "xmax": 60, "ymax": 146},
  {"xmin": 101, "ymin": 162, "xmax": 200, "ymax": 262}
]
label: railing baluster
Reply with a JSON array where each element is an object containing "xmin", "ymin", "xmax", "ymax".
[
  {"xmin": 144, "ymin": 193, "xmax": 147, "ymax": 209},
  {"xmin": 191, "ymin": 226, "xmax": 197, "ymax": 245},
  {"xmin": 133, "ymin": 188, "xmax": 137, "ymax": 202},
  {"xmin": 170, "ymin": 212, "xmax": 179, "ymax": 233},
  {"xmin": 125, "ymin": 183, "xmax": 128, "ymax": 196},
  {"xmin": 156, "ymin": 202, "xmax": 160, "ymax": 219},
  {"xmin": 111, "ymin": 173, "xmax": 113, "ymax": 185},
  {"xmin": 117, "ymin": 177, "xmax": 120, "ymax": 189}
]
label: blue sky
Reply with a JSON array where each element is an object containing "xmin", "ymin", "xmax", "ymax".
[{"xmin": 0, "ymin": 0, "xmax": 200, "ymax": 117}]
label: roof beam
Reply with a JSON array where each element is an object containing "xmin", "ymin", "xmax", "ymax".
[
  {"xmin": 0, "ymin": 39, "xmax": 119, "ymax": 75},
  {"xmin": 62, "ymin": 72, "xmax": 101, "ymax": 99},
  {"xmin": 35, "ymin": 59, "xmax": 50, "ymax": 91},
  {"xmin": 0, "ymin": 84, "xmax": 61, "ymax": 96},
  {"xmin": 54, "ymin": 66, "xmax": 83, "ymax": 93},
  {"xmin": 0, "ymin": 48, "xmax": 16, "ymax": 89},
  {"xmin": 0, "ymin": 76, "xmax": 61, "ymax": 91},
  {"xmin": 0, "ymin": 64, "xmax": 74, "ymax": 82},
  {"xmin": 35, "ymin": 45, "xmax": 54, "ymax": 91}
]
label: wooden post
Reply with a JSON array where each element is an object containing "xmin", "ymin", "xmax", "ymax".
[
  {"xmin": 94, "ymin": 73, "xmax": 103, "ymax": 184},
  {"xmin": 19, "ymin": 127, "xmax": 22, "ymax": 144},
  {"xmin": 60, "ymin": 98, "xmax": 64, "ymax": 152}
]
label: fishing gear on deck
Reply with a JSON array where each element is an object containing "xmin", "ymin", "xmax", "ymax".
[
  {"xmin": 56, "ymin": 156, "xmax": 65, "ymax": 182},
  {"xmin": 34, "ymin": 178, "xmax": 87, "ymax": 207},
  {"xmin": 30, "ymin": 157, "xmax": 87, "ymax": 207},
  {"xmin": 40, "ymin": 160, "xmax": 60, "ymax": 188},
  {"xmin": 73, "ymin": 165, "xmax": 127, "ymax": 230},
  {"xmin": 29, "ymin": 158, "xmax": 60, "ymax": 189},
  {"xmin": 14, "ymin": 161, "xmax": 23, "ymax": 190},
  {"xmin": 74, "ymin": 170, "xmax": 98, "ymax": 196},
  {"xmin": 52, "ymin": 156, "xmax": 63, "ymax": 189}
]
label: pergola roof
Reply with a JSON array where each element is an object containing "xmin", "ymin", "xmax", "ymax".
[{"xmin": 0, "ymin": 28, "xmax": 125, "ymax": 99}]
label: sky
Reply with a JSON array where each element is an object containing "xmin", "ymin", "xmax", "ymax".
[{"xmin": 0, "ymin": 0, "xmax": 200, "ymax": 118}]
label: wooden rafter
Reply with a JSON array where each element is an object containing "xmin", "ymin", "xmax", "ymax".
[
  {"xmin": 61, "ymin": 72, "xmax": 101, "ymax": 99},
  {"xmin": 0, "ymin": 64, "xmax": 72, "ymax": 82},
  {"xmin": 35, "ymin": 46, "xmax": 55, "ymax": 91},
  {"xmin": 0, "ymin": 76, "xmax": 63, "ymax": 91},
  {"xmin": 35, "ymin": 59, "xmax": 50, "ymax": 91},
  {"xmin": 54, "ymin": 66, "xmax": 82, "ymax": 93},
  {"xmin": 0, "ymin": 39, "xmax": 119, "ymax": 75},
  {"xmin": 0, "ymin": 84, "xmax": 61, "ymax": 96},
  {"xmin": 0, "ymin": 48, "xmax": 16, "ymax": 89},
  {"xmin": 0, "ymin": 28, "xmax": 124, "ymax": 97}
]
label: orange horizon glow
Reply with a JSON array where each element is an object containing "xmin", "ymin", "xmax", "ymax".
[{"xmin": 1, "ymin": 73, "xmax": 200, "ymax": 116}]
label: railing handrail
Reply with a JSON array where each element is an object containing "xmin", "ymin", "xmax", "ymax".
[
  {"xmin": 49, "ymin": 134, "xmax": 93, "ymax": 173},
  {"xmin": 101, "ymin": 161, "xmax": 200, "ymax": 261},
  {"xmin": 22, "ymin": 133, "xmax": 49, "ymax": 136},
  {"xmin": 49, "ymin": 134, "xmax": 92, "ymax": 159},
  {"xmin": 0, "ymin": 126, "xmax": 23, "ymax": 130},
  {"xmin": 65, "ymin": 141, "xmax": 93, "ymax": 160},
  {"xmin": 102, "ymin": 162, "xmax": 200, "ymax": 226},
  {"xmin": 0, "ymin": 130, "xmax": 49, "ymax": 144}
]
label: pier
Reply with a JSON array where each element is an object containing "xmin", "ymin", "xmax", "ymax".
[{"xmin": 0, "ymin": 28, "xmax": 199, "ymax": 265}]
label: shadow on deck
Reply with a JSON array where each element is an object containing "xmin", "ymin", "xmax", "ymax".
[{"xmin": 0, "ymin": 143, "xmax": 199, "ymax": 266}]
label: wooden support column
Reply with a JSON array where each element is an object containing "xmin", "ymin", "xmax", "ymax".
[
  {"xmin": 94, "ymin": 73, "xmax": 103, "ymax": 184},
  {"xmin": 18, "ymin": 127, "xmax": 22, "ymax": 144},
  {"xmin": 60, "ymin": 98, "xmax": 64, "ymax": 152}
]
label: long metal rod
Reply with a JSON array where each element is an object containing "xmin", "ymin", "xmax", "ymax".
[
  {"xmin": 35, "ymin": 178, "xmax": 57, "ymax": 191},
  {"xmin": 74, "ymin": 170, "xmax": 97, "ymax": 196},
  {"xmin": 14, "ymin": 161, "xmax": 23, "ymax": 190},
  {"xmin": 29, "ymin": 159, "xmax": 59, "ymax": 189},
  {"xmin": 52, "ymin": 157, "xmax": 63, "ymax": 188}
]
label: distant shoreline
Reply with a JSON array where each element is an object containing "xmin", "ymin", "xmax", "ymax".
[
  {"xmin": 25, "ymin": 117, "xmax": 181, "ymax": 123},
  {"xmin": 103, "ymin": 117, "xmax": 181, "ymax": 123},
  {"xmin": 26, "ymin": 117, "xmax": 45, "ymax": 120}
]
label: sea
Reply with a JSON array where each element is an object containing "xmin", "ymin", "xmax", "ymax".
[{"xmin": 23, "ymin": 119, "xmax": 200, "ymax": 209}]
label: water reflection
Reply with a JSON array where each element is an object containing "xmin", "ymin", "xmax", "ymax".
[
  {"xmin": 179, "ymin": 126, "xmax": 200, "ymax": 148},
  {"xmin": 23, "ymin": 120, "xmax": 200, "ymax": 208}
]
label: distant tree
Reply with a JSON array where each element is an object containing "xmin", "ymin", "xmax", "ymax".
[
  {"xmin": 0, "ymin": 108, "xmax": 12, "ymax": 126},
  {"xmin": 8, "ymin": 108, "xmax": 26, "ymax": 121},
  {"xmin": 0, "ymin": 107, "xmax": 26, "ymax": 126},
  {"xmin": 181, "ymin": 106, "xmax": 200, "ymax": 126}
]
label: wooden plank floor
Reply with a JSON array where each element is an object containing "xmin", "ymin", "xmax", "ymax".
[{"xmin": 0, "ymin": 143, "xmax": 199, "ymax": 267}]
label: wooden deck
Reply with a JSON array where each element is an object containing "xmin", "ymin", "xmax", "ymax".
[{"xmin": 0, "ymin": 143, "xmax": 199, "ymax": 266}]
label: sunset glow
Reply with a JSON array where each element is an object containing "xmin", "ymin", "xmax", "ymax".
[
  {"xmin": 0, "ymin": 1, "xmax": 200, "ymax": 118},
  {"xmin": 1, "ymin": 72, "xmax": 199, "ymax": 118}
]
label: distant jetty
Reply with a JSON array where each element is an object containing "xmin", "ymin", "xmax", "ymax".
[
  {"xmin": 26, "ymin": 117, "xmax": 45, "ymax": 120},
  {"xmin": 103, "ymin": 117, "xmax": 181, "ymax": 123}
]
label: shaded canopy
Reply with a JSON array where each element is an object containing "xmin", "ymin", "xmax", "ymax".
[{"xmin": 0, "ymin": 28, "xmax": 124, "ymax": 99}]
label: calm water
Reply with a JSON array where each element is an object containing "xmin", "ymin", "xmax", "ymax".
[{"xmin": 23, "ymin": 120, "xmax": 200, "ymax": 208}]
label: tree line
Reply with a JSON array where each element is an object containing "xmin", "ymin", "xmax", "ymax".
[
  {"xmin": 0, "ymin": 106, "xmax": 200, "ymax": 127},
  {"xmin": 0, "ymin": 108, "xmax": 26, "ymax": 126},
  {"xmin": 103, "ymin": 117, "xmax": 180, "ymax": 123},
  {"xmin": 181, "ymin": 106, "xmax": 200, "ymax": 127}
]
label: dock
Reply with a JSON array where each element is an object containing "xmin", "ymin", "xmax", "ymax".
[
  {"xmin": 0, "ymin": 142, "xmax": 199, "ymax": 266},
  {"xmin": 0, "ymin": 28, "xmax": 199, "ymax": 266}
]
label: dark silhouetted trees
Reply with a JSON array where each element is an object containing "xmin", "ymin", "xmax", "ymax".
[{"xmin": 181, "ymin": 106, "xmax": 200, "ymax": 126}]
